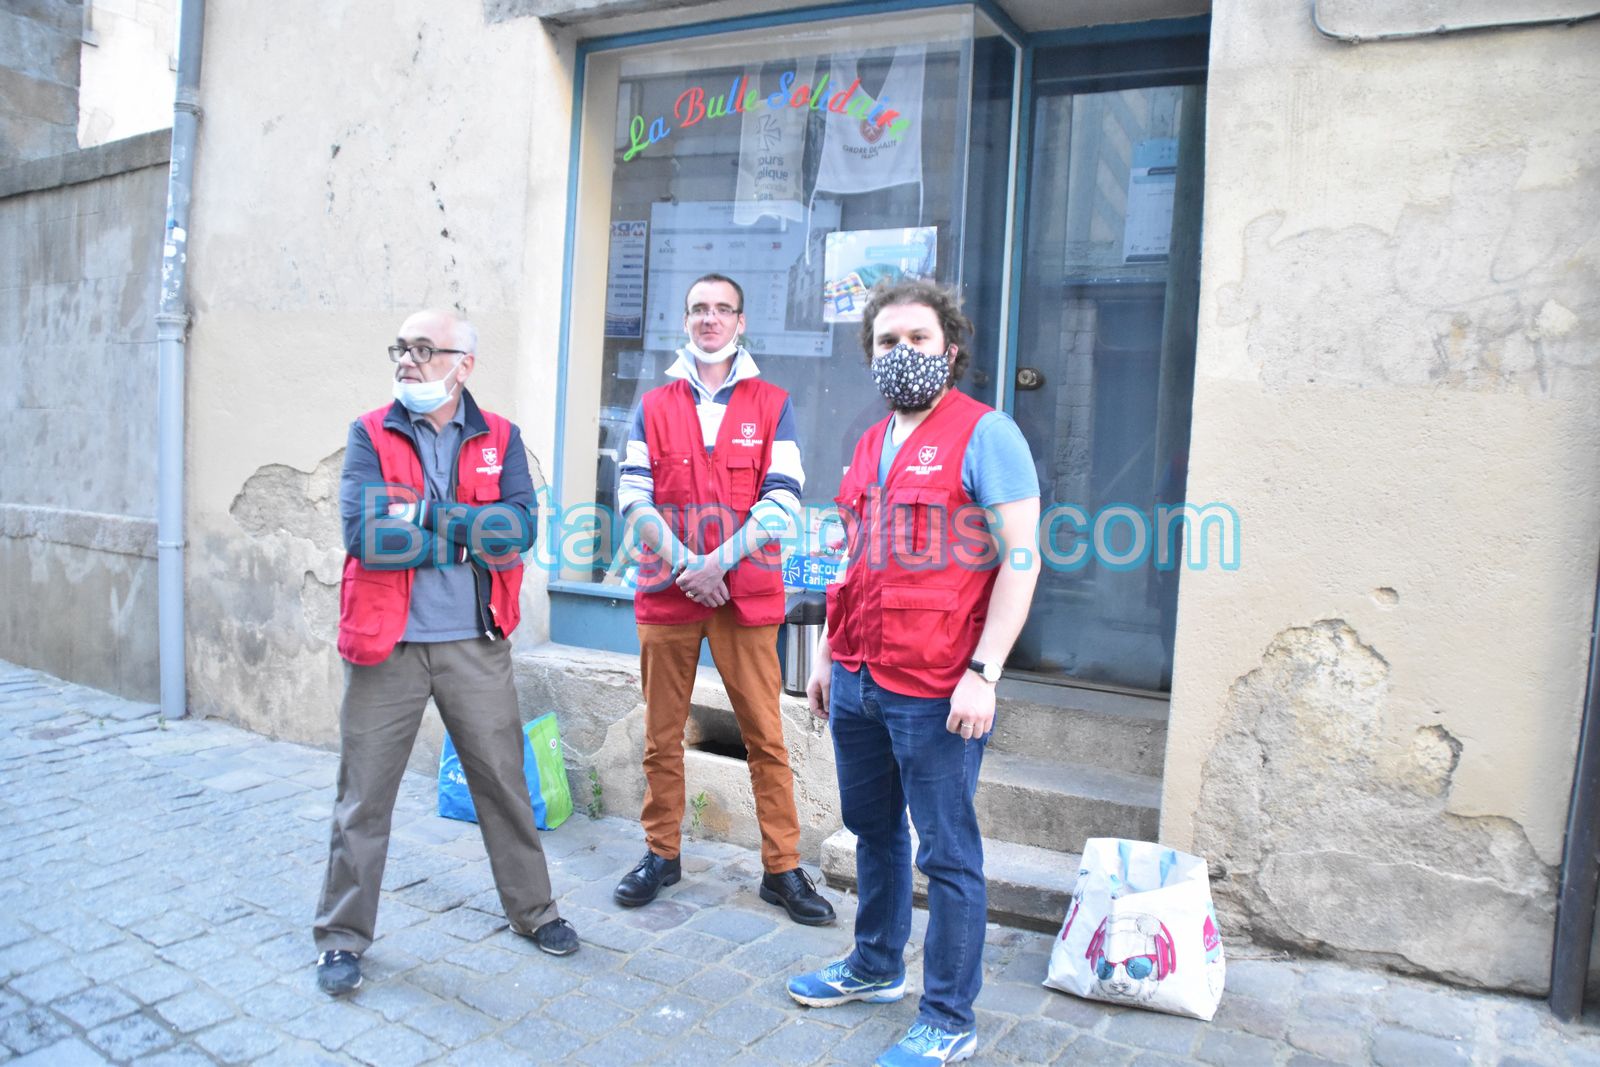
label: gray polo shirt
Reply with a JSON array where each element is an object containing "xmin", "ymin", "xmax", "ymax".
[{"xmin": 401, "ymin": 405, "xmax": 481, "ymax": 643}]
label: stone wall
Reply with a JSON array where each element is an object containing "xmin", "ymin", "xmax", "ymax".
[
  {"xmin": 78, "ymin": 0, "xmax": 177, "ymax": 148},
  {"xmin": 0, "ymin": 0, "xmax": 83, "ymax": 165},
  {"xmin": 0, "ymin": 130, "xmax": 172, "ymax": 700},
  {"xmin": 1165, "ymin": 1, "xmax": 1600, "ymax": 992}
]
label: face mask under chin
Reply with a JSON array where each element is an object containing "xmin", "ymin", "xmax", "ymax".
[
  {"xmin": 685, "ymin": 336, "xmax": 739, "ymax": 364},
  {"xmin": 393, "ymin": 358, "xmax": 462, "ymax": 414}
]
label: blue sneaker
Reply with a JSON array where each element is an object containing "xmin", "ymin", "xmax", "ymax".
[
  {"xmin": 875, "ymin": 1023, "xmax": 977, "ymax": 1066},
  {"xmin": 787, "ymin": 959, "xmax": 906, "ymax": 1007}
]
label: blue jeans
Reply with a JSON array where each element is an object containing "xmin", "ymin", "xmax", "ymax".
[{"xmin": 830, "ymin": 663, "xmax": 987, "ymax": 1031}]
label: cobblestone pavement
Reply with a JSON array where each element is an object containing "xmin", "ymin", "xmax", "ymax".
[{"xmin": 3, "ymin": 662, "xmax": 1600, "ymax": 1066}]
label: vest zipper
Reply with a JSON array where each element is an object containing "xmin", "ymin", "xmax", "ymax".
[{"xmin": 453, "ymin": 424, "xmax": 497, "ymax": 641}]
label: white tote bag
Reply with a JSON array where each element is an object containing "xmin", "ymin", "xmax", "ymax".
[{"xmin": 1044, "ymin": 838, "xmax": 1226, "ymax": 1021}]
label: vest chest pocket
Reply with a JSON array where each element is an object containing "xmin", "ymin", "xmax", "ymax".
[
  {"xmin": 724, "ymin": 455, "xmax": 760, "ymax": 512},
  {"xmin": 652, "ymin": 451, "xmax": 695, "ymax": 499},
  {"xmin": 885, "ymin": 486, "xmax": 955, "ymax": 564},
  {"xmin": 832, "ymin": 489, "xmax": 868, "ymax": 559},
  {"xmin": 876, "ymin": 583, "xmax": 960, "ymax": 668}
]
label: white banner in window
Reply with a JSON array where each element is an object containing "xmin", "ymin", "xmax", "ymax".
[
  {"xmin": 814, "ymin": 46, "xmax": 925, "ymax": 196},
  {"xmin": 733, "ymin": 61, "xmax": 815, "ymax": 226}
]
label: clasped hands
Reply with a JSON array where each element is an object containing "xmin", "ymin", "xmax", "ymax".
[{"xmin": 673, "ymin": 551, "xmax": 730, "ymax": 607}]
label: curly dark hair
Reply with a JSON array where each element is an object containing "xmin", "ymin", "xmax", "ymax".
[{"xmin": 857, "ymin": 278, "xmax": 973, "ymax": 385}]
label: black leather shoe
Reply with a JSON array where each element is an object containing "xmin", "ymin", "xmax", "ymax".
[
  {"xmin": 614, "ymin": 850, "xmax": 681, "ymax": 907},
  {"xmin": 760, "ymin": 867, "xmax": 837, "ymax": 926}
]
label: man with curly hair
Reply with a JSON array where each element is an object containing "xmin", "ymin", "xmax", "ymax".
[{"xmin": 786, "ymin": 280, "xmax": 1041, "ymax": 1065}]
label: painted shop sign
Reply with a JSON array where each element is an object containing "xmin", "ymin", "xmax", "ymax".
[{"xmin": 624, "ymin": 68, "xmax": 914, "ymax": 162}]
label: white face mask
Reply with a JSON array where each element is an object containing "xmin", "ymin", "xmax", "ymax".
[
  {"xmin": 393, "ymin": 357, "xmax": 462, "ymax": 414},
  {"xmin": 685, "ymin": 337, "xmax": 739, "ymax": 364}
]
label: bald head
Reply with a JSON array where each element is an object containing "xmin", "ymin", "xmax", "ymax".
[{"xmin": 398, "ymin": 308, "xmax": 478, "ymax": 356}]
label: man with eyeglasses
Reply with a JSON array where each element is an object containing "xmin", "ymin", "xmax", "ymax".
[
  {"xmin": 312, "ymin": 308, "xmax": 576, "ymax": 998},
  {"xmin": 612, "ymin": 273, "xmax": 835, "ymax": 926}
]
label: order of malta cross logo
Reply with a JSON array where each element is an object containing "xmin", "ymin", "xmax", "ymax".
[
  {"xmin": 741, "ymin": 423, "xmax": 756, "ymax": 439},
  {"xmin": 905, "ymin": 443, "xmax": 942, "ymax": 476},
  {"xmin": 482, "ymin": 447, "xmax": 498, "ymax": 466}
]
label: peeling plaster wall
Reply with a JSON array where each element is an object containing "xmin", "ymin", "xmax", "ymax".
[
  {"xmin": 1165, "ymin": 2, "xmax": 1600, "ymax": 991},
  {"xmin": 182, "ymin": 1, "xmax": 571, "ymax": 742}
]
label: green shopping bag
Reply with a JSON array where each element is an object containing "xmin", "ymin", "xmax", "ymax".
[
  {"xmin": 439, "ymin": 712, "xmax": 572, "ymax": 830},
  {"xmin": 523, "ymin": 711, "xmax": 573, "ymax": 829}
]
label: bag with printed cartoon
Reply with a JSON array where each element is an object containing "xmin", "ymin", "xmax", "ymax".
[{"xmin": 1044, "ymin": 838, "xmax": 1226, "ymax": 1021}]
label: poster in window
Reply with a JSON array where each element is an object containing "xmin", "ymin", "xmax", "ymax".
[
  {"xmin": 733, "ymin": 61, "xmax": 814, "ymax": 226},
  {"xmin": 1122, "ymin": 139, "xmax": 1177, "ymax": 263},
  {"xmin": 821, "ymin": 226, "xmax": 937, "ymax": 323},
  {"xmin": 604, "ymin": 220, "xmax": 648, "ymax": 338},
  {"xmin": 642, "ymin": 200, "xmax": 840, "ymax": 358}
]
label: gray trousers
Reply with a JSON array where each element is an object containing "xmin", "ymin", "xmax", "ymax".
[{"xmin": 313, "ymin": 638, "xmax": 559, "ymax": 954}]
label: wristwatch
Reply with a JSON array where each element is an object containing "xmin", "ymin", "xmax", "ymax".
[{"xmin": 969, "ymin": 659, "xmax": 1002, "ymax": 684}]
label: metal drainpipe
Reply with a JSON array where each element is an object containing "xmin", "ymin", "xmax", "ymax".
[
  {"xmin": 1552, "ymin": 553, "xmax": 1600, "ymax": 1020},
  {"xmin": 157, "ymin": 0, "xmax": 205, "ymax": 720}
]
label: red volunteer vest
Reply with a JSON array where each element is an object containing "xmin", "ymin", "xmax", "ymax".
[
  {"xmin": 826, "ymin": 389, "xmax": 996, "ymax": 698},
  {"xmin": 634, "ymin": 377, "xmax": 787, "ymax": 627},
  {"xmin": 336, "ymin": 405, "xmax": 524, "ymax": 666}
]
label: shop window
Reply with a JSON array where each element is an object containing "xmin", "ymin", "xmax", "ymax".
[{"xmin": 554, "ymin": 6, "xmax": 1018, "ymax": 604}]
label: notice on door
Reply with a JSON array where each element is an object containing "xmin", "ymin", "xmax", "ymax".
[{"xmin": 1122, "ymin": 139, "xmax": 1178, "ymax": 263}]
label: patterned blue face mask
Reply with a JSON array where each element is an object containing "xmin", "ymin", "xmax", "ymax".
[{"xmin": 871, "ymin": 342, "xmax": 950, "ymax": 412}]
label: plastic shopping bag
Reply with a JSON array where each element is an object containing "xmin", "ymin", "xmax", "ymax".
[
  {"xmin": 523, "ymin": 712, "xmax": 573, "ymax": 829},
  {"xmin": 1044, "ymin": 838, "xmax": 1226, "ymax": 1020},
  {"xmin": 438, "ymin": 712, "xmax": 573, "ymax": 830}
]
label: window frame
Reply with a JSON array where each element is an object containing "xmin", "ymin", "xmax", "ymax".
[{"xmin": 541, "ymin": 6, "xmax": 1221, "ymax": 657}]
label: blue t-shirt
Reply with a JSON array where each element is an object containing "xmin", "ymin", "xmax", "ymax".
[{"xmin": 877, "ymin": 410, "xmax": 1039, "ymax": 506}]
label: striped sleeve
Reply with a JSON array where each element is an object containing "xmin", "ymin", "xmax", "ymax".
[
  {"xmin": 616, "ymin": 402, "xmax": 654, "ymax": 515},
  {"xmin": 759, "ymin": 397, "xmax": 805, "ymax": 518}
]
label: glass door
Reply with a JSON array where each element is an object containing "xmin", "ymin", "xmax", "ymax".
[{"xmin": 1006, "ymin": 33, "xmax": 1207, "ymax": 693}]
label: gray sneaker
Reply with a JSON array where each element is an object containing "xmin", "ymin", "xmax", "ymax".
[
  {"xmin": 316, "ymin": 950, "xmax": 362, "ymax": 996},
  {"xmin": 515, "ymin": 918, "xmax": 579, "ymax": 956}
]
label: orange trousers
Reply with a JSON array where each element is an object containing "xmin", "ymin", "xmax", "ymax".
[{"xmin": 637, "ymin": 606, "xmax": 801, "ymax": 872}]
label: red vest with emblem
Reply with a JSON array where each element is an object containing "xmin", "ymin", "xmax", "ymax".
[
  {"xmin": 634, "ymin": 378, "xmax": 787, "ymax": 627},
  {"xmin": 336, "ymin": 405, "xmax": 524, "ymax": 666},
  {"xmin": 826, "ymin": 389, "xmax": 996, "ymax": 698}
]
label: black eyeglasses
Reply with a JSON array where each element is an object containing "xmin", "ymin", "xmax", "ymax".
[{"xmin": 387, "ymin": 343, "xmax": 467, "ymax": 364}]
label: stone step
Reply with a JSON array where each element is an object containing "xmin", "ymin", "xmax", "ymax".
[
  {"xmin": 975, "ymin": 750, "xmax": 1161, "ymax": 853},
  {"xmin": 821, "ymin": 826, "xmax": 1079, "ymax": 933},
  {"xmin": 988, "ymin": 679, "xmax": 1169, "ymax": 778}
]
